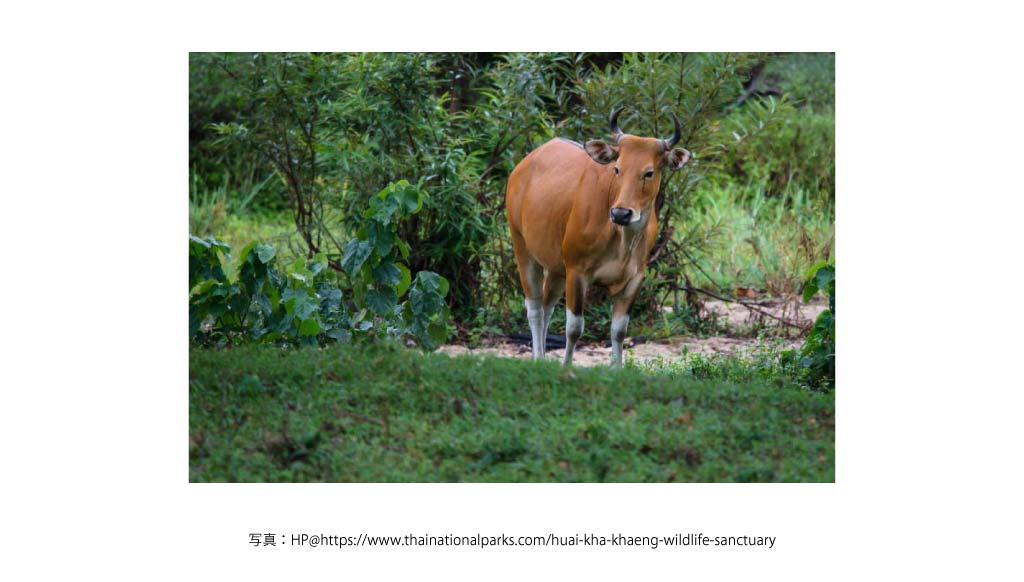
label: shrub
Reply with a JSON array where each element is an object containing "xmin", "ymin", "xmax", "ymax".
[
  {"xmin": 782, "ymin": 262, "xmax": 835, "ymax": 389},
  {"xmin": 189, "ymin": 181, "xmax": 450, "ymax": 349}
]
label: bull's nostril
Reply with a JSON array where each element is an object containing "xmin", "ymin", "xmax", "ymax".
[{"xmin": 610, "ymin": 207, "xmax": 633, "ymax": 225}]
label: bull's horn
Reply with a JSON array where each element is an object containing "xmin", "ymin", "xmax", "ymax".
[
  {"xmin": 662, "ymin": 112, "xmax": 681, "ymax": 149},
  {"xmin": 609, "ymin": 106, "xmax": 625, "ymax": 142}
]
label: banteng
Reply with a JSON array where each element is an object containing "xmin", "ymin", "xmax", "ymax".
[{"xmin": 505, "ymin": 108, "xmax": 692, "ymax": 366}]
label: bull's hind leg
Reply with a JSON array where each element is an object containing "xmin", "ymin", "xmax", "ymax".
[
  {"xmin": 511, "ymin": 229, "xmax": 545, "ymax": 360},
  {"xmin": 541, "ymin": 273, "xmax": 566, "ymax": 348}
]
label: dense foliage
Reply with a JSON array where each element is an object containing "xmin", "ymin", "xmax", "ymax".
[
  {"xmin": 790, "ymin": 262, "xmax": 835, "ymax": 388},
  {"xmin": 190, "ymin": 52, "xmax": 835, "ymax": 338},
  {"xmin": 189, "ymin": 181, "xmax": 450, "ymax": 349}
]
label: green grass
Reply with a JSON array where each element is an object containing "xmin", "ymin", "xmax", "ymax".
[
  {"xmin": 189, "ymin": 343, "xmax": 834, "ymax": 482},
  {"xmin": 189, "ymin": 169, "xmax": 305, "ymax": 277},
  {"xmin": 679, "ymin": 181, "xmax": 835, "ymax": 295},
  {"xmin": 189, "ymin": 209, "xmax": 302, "ymax": 278}
]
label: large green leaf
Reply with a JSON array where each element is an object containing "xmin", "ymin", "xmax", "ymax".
[
  {"xmin": 341, "ymin": 239, "xmax": 373, "ymax": 277},
  {"xmin": 255, "ymin": 243, "xmax": 277, "ymax": 264},
  {"xmin": 395, "ymin": 238, "xmax": 410, "ymax": 260},
  {"xmin": 189, "ymin": 235, "xmax": 229, "ymax": 288},
  {"xmin": 372, "ymin": 262, "xmax": 402, "ymax": 287},
  {"xmin": 815, "ymin": 265, "xmax": 834, "ymax": 291},
  {"xmin": 309, "ymin": 254, "xmax": 327, "ymax": 277},
  {"xmin": 292, "ymin": 295, "xmax": 318, "ymax": 320},
  {"xmin": 298, "ymin": 317, "xmax": 320, "ymax": 337},
  {"xmin": 427, "ymin": 320, "xmax": 448, "ymax": 346},
  {"xmin": 804, "ymin": 260, "xmax": 830, "ymax": 280},
  {"xmin": 366, "ymin": 186, "xmax": 401, "ymax": 224},
  {"xmin": 416, "ymin": 271, "xmax": 450, "ymax": 297},
  {"xmin": 802, "ymin": 263, "xmax": 834, "ymax": 304},
  {"xmin": 318, "ymin": 286, "xmax": 342, "ymax": 312},
  {"xmin": 366, "ymin": 221, "xmax": 394, "ymax": 256},
  {"xmin": 394, "ymin": 263, "xmax": 412, "ymax": 296},
  {"xmin": 281, "ymin": 286, "xmax": 305, "ymax": 312},
  {"xmin": 366, "ymin": 288, "xmax": 398, "ymax": 316},
  {"xmin": 802, "ymin": 279, "xmax": 819, "ymax": 303},
  {"xmin": 190, "ymin": 278, "xmax": 219, "ymax": 298},
  {"xmin": 393, "ymin": 181, "xmax": 423, "ymax": 215},
  {"xmin": 409, "ymin": 286, "xmax": 443, "ymax": 316},
  {"xmin": 253, "ymin": 293, "xmax": 273, "ymax": 316}
]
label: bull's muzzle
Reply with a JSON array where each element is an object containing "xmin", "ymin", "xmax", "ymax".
[{"xmin": 610, "ymin": 207, "xmax": 633, "ymax": 226}]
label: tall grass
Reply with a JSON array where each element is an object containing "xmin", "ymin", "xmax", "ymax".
[
  {"xmin": 188, "ymin": 169, "xmax": 274, "ymax": 233},
  {"xmin": 681, "ymin": 180, "xmax": 834, "ymax": 296},
  {"xmin": 189, "ymin": 169, "xmax": 302, "ymax": 277}
]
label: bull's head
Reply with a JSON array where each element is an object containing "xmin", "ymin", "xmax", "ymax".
[{"xmin": 584, "ymin": 107, "xmax": 692, "ymax": 226}]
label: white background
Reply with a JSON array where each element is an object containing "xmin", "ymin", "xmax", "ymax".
[{"xmin": 2, "ymin": 1, "xmax": 1022, "ymax": 579}]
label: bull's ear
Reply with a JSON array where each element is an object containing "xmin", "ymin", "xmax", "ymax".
[
  {"xmin": 584, "ymin": 140, "xmax": 619, "ymax": 164},
  {"xmin": 663, "ymin": 147, "xmax": 691, "ymax": 170}
]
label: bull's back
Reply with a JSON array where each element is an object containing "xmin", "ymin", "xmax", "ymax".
[{"xmin": 506, "ymin": 139, "xmax": 592, "ymax": 272}]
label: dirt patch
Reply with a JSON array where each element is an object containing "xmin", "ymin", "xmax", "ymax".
[
  {"xmin": 439, "ymin": 335, "xmax": 802, "ymax": 367},
  {"xmin": 438, "ymin": 297, "xmax": 824, "ymax": 368},
  {"xmin": 701, "ymin": 298, "xmax": 825, "ymax": 334}
]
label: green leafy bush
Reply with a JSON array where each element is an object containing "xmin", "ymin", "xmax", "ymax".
[
  {"xmin": 189, "ymin": 181, "xmax": 450, "ymax": 349},
  {"xmin": 783, "ymin": 262, "xmax": 835, "ymax": 389}
]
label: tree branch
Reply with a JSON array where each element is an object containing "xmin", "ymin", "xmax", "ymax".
[{"xmin": 683, "ymin": 285, "xmax": 810, "ymax": 331}]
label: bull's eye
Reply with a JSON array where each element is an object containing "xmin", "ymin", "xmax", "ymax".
[
  {"xmin": 613, "ymin": 166, "xmax": 620, "ymax": 176},
  {"xmin": 643, "ymin": 169, "xmax": 654, "ymax": 179}
]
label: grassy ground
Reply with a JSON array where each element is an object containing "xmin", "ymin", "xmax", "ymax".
[{"xmin": 189, "ymin": 343, "xmax": 834, "ymax": 482}]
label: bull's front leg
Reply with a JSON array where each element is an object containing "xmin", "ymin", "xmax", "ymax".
[
  {"xmin": 609, "ymin": 274, "xmax": 643, "ymax": 368},
  {"xmin": 563, "ymin": 272, "xmax": 586, "ymax": 366},
  {"xmin": 609, "ymin": 307, "xmax": 629, "ymax": 368}
]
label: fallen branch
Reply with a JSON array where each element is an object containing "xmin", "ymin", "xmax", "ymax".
[{"xmin": 683, "ymin": 285, "xmax": 810, "ymax": 331}]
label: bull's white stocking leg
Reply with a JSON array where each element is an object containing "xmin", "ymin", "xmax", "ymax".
[
  {"xmin": 610, "ymin": 314, "xmax": 630, "ymax": 368},
  {"xmin": 526, "ymin": 298, "xmax": 545, "ymax": 360},
  {"xmin": 609, "ymin": 276, "xmax": 642, "ymax": 368},
  {"xmin": 523, "ymin": 262, "xmax": 545, "ymax": 360},
  {"xmin": 563, "ymin": 309, "xmax": 584, "ymax": 366}
]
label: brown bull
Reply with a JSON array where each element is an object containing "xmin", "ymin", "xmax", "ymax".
[{"xmin": 506, "ymin": 108, "xmax": 691, "ymax": 367}]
